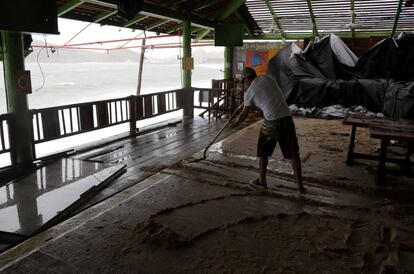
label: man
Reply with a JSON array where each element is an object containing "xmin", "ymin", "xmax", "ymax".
[{"xmin": 231, "ymin": 67, "xmax": 305, "ymax": 192}]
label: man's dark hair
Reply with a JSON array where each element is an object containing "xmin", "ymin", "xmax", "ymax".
[{"xmin": 241, "ymin": 67, "xmax": 257, "ymax": 80}]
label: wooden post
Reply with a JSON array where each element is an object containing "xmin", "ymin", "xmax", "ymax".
[
  {"xmin": 136, "ymin": 33, "xmax": 146, "ymax": 96},
  {"xmin": 1, "ymin": 31, "xmax": 34, "ymax": 165},
  {"xmin": 182, "ymin": 20, "xmax": 194, "ymax": 118},
  {"xmin": 128, "ymin": 95, "xmax": 137, "ymax": 134}
]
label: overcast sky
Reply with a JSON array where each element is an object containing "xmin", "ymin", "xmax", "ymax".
[{"xmin": 33, "ymin": 18, "xmax": 222, "ymax": 59}]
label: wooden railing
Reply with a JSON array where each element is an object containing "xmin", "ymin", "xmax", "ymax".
[
  {"xmin": 31, "ymin": 97, "xmax": 130, "ymax": 143},
  {"xmin": 0, "ymin": 89, "xmax": 184, "ymax": 167},
  {"xmin": 0, "ymin": 114, "xmax": 11, "ymax": 154},
  {"xmin": 0, "ymin": 81, "xmax": 245, "ymax": 165},
  {"xmin": 133, "ymin": 89, "xmax": 182, "ymax": 121},
  {"xmin": 194, "ymin": 79, "xmax": 244, "ymax": 118},
  {"xmin": 31, "ymin": 89, "xmax": 183, "ymax": 144}
]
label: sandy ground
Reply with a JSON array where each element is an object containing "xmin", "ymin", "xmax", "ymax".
[{"xmin": 1, "ymin": 116, "xmax": 414, "ymax": 273}]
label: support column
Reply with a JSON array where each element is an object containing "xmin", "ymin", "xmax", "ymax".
[
  {"xmin": 136, "ymin": 33, "xmax": 146, "ymax": 96},
  {"xmin": 1, "ymin": 31, "xmax": 34, "ymax": 165},
  {"xmin": 224, "ymin": 46, "xmax": 233, "ymax": 80},
  {"xmin": 182, "ymin": 20, "xmax": 193, "ymax": 118}
]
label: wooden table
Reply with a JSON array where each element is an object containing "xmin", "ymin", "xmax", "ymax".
[
  {"xmin": 343, "ymin": 114, "xmax": 414, "ymax": 185},
  {"xmin": 370, "ymin": 126, "xmax": 414, "ymax": 185}
]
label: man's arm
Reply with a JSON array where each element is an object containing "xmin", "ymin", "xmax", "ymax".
[{"xmin": 230, "ymin": 105, "xmax": 251, "ymax": 128}]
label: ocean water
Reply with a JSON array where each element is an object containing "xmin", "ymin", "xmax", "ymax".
[
  {"xmin": 0, "ymin": 62, "xmax": 223, "ymax": 166},
  {"xmin": 0, "ymin": 62, "xmax": 223, "ymax": 113}
]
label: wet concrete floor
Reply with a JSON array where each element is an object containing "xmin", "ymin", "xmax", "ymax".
[
  {"xmin": 0, "ymin": 159, "xmax": 125, "ymax": 237},
  {"xmin": 0, "ymin": 117, "xmax": 413, "ymax": 273}
]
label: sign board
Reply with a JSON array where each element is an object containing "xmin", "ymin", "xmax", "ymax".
[
  {"xmin": 182, "ymin": 57, "xmax": 194, "ymax": 70},
  {"xmin": 0, "ymin": 0, "xmax": 58, "ymax": 34},
  {"xmin": 16, "ymin": 71, "xmax": 32, "ymax": 94}
]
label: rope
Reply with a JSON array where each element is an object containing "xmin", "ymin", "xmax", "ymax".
[
  {"xmin": 63, "ymin": 22, "xmax": 92, "ymax": 46},
  {"xmin": 65, "ymin": 34, "xmax": 175, "ymax": 47}
]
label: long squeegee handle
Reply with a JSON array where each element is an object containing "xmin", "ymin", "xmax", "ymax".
[{"xmin": 202, "ymin": 103, "xmax": 245, "ymax": 159}]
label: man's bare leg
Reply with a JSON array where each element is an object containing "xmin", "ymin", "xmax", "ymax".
[
  {"xmin": 259, "ymin": 156, "xmax": 268, "ymax": 186},
  {"xmin": 291, "ymin": 153, "xmax": 305, "ymax": 192}
]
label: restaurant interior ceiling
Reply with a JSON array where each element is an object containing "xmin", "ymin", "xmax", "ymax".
[{"xmin": 54, "ymin": 0, "xmax": 414, "ymax": 40}]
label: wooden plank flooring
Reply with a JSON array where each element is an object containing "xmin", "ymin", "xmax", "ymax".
[{"xmin": 75, "ymin": 117, "xmax": 258, "ymax": 208}]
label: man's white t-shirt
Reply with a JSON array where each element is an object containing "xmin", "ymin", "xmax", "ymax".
[{"xmin": 244, "ymin": 74, "xmax": 291, "ymax": 120}]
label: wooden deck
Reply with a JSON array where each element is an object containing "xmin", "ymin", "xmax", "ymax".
[
  {"xmin": 0, "ymin": 116, "xmax": 256, "ymax": 252},
  {"xmin": 72, "ymin": 117, "xmax": 257, "ymax": 209}
]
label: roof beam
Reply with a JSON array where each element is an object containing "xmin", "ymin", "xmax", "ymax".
[
  {"xmin": 195, "ymin": 29, "xmax": 211, "ymax": 40},
  {"xmin": 124, "ymin": 0, "xmax": 188, "ymax": 28},
  {"xmin": 186, "ymin": 0, "xmax": 223, "ymax": 12},
  {"xmin": 350, "ymin": 0, "xmax": 356, "ymax": 38},
  {"xmin": 166, "ymin": 24, "xmax": 182, "ymax": 34},
  {"xmin": 234, "ymin": 10, "xmax": 253, "ymax": 36},
  {"xmin": 83, "ymin": 1, "xmax": 213, "ymax": 30},
  {"xmin": 305, "ymin": 0, "xmax": 319, "ymax": 39},
  {"xmin": 83, "ymin": 0, "xmax": 116, "ymax": 9},
  {"xmin": 141, "ymin": 3, "xmax": 214, "ymax": 29},
  {"xmin": 58, "ymin": 0, "xmax": 84, "ymax": 16},
  {"xmin": 94, "ymin": 9, "xmax": 117, "ymax": 23},
  {"xmin": 391, "ymin": 0, "xmax": 404, "ymax": 37},
  {"xmin": 146, "ymin": 19, "xmax": 170, "ymax": 31},
  {"xmin": 161, "ymin": 0, "xmax": 185, "ymax": 7},
  {"xmin": 192, "ymin": 28, "xmax": 203, "ymax": 34},
  {"xmin": 216, "ymin": 0, "xmax": 246, "ymax": 21},
  {"xmin": 124, "ymin": 15, "xmax": 147, "ymax": 28},
  {"xmin": 189, "ymin": 0, "xmax": 246, "ymax": 38},
  {"xmin": 265, "ymin": 0, "xmax": 285, "ymax": 39},
  {"xmin": 246, "ymin": 31, "xmax": 394, "ymax": 40}
]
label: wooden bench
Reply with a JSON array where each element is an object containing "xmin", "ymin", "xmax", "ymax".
[{"xmin": 343, "ymin": 114, "xmax": 414, "ymax": 185}]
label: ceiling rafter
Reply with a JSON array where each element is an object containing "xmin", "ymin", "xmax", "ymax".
[
  {"xmin": 186, "ymin": 0, "xmax": 223, "ymax": 12},
  {"xmin": 350, "ymin": 0, "xmax": 356, "ymax": 38},
  {"xmin": 58, "ymin": 0, "xmax": 84, "ymax": 16},
  {"xmin": 246, "ymin": 30, "xmax": 397, "ymax": 40},
  {"xmin": 235, "ymin": 10, "xmax": 253, "ymax": 36},
  {"xmin": 124, "ymin": 0, "xmax": 188, "ymax": 29},
  {"xmin": 94, "ymin": 9, "xmax": 117, "ymax": 23},
  {"xmin": 140, "ymin": 3, "xmax": 214, "ymax": 29},
  {"xmin": 166, "ymin": 23, "xmax": 183, "ymax": 34},
  {"xmin": 216, "ymin": 0, "xmax": 246, "ymax": 21},
  {"xmin": 124, "ymin": 15, "xmax": 147, "ymax": 28},
  {"xmin": 138, "ymin": 1, "xmax": 192, "ymax": 32},
  {"xmin": 145, "ymin": 19, "xmax": 170, "ymax": 31},
  {"xmin": 189, "ymin": 0, "xmax": 246, "ymax": 39},
  {"xmin": 55, "ymin": 0, "xmax": 414, "ymax": 40},
  {"xmin": 195, "ymin": 29, "xmax": 212, "ymax": 40},
  {"xmin": 63, "ymin": 0, "xmax": 214, "ymax": 30},
  {"xmin": 391, "ymin": 0, "xmax": 404, "ymax": 37},
  {"xmin": 305, "ymin": 0, "xmax": 319, "ymax": 39},
  {"xmin": 265, "ymin": 0, "xmax": 285, "ymax": 39}
]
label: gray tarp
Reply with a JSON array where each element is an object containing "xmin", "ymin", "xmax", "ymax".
[{"xmin": 267, "ymin": 33, "xmax": 414, "ymax": 119}]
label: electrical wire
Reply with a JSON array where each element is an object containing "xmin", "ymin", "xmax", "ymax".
[
  {"xmin": 35, "ymin": 36, "xmax": 49, "ymax": 93},
  {"xmin": 35, "ymin": 47, "xmax": 46, "ymax": 93},
  {"xmin": 43, "ymin": 34, "xmax": 50, "ymax": 58}
]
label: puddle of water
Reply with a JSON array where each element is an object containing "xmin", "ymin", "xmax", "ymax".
[{"xmin": 0, "ymin": 158, "xmax": 124, "ymax": 235}]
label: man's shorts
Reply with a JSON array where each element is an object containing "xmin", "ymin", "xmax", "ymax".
[{"xmin": 257, "ymin": 116, "xmax": 299, "ymax": 159}]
